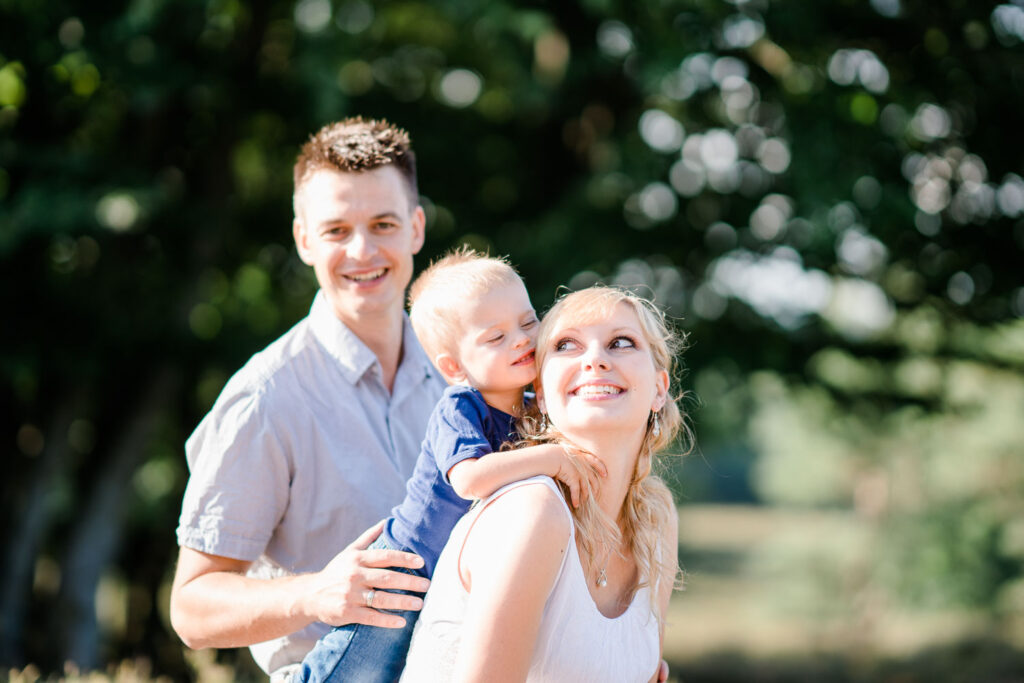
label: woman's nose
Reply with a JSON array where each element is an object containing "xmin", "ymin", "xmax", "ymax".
[{"xmin": 582, "ymin": 345, "xmax": 610, "ymax": 371}]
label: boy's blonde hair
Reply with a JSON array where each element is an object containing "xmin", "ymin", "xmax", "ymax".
[
  {"xmin": 522, "ymin": 286, "xmax": 693, "ymax": 618},
  {"xmin": 408, "ymin": 247, "xmax": 524, "ymax": 362}
]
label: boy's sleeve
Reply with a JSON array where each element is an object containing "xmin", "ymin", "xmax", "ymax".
[{"xmin": 431, "ymin": 388, "xmax": 495, "ymax": 484}]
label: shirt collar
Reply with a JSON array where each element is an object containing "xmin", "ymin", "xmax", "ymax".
[
  {"xmin": 397, "ymin": 312, "xmax": 437, "ymax": 388},
  {"xmin": 308, "ymin": 291, "xmax": 437, "ymax": 387},
  {"xmin": 308, "ymin": 291, "xmax": 378, "ymax": 384}
]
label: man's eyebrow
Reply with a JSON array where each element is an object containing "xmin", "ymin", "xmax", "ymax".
[{"xmin": 318, "ymin": 211, "xmax": 402, "ymax": 226}]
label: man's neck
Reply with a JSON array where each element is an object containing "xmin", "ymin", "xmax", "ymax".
[{"xmin": 343, "ymin": 312, "xmax": 406, "ymax": 393}]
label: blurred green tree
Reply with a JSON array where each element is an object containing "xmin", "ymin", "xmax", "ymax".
[{"xmin": 1, "ymin": 0, "xmax": 1021, "ymax": 675}]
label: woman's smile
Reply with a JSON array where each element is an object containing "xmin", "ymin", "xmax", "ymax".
[{"xmin": 569, "ymin": 381, "xmax": 625, "ymax": 400}]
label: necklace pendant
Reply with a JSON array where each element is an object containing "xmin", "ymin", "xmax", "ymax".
[{"xmin": 596, "ymin": 568, "xmax": 608, "ymax": 588}]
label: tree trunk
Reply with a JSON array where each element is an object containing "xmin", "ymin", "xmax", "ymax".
[
  {"xmin": 0, "ymin": 393, "xmax": 82, "ymax": 667},
  {"xmin": 56, "ymin": 368, "xmax": 179, "ymax": 670}
]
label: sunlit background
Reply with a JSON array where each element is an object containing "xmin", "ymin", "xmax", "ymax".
[{"xmin": 2, "ymin": 0, "xmax": 1023, "ymax": 681}]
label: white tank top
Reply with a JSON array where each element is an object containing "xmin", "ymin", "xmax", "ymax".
[{"xmin": 401, "ymin": 476, "xmax": 661, "ymax": 682}]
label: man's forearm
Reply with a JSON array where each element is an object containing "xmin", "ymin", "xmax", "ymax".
[{"xmin": 171, "ymin": 567, "xmax": 316, "ymax": 649}]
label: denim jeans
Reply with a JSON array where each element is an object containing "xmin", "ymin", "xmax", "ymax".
[{"xmin": 292, "ymin": 536, "xmax": 425, "ymax": 683}]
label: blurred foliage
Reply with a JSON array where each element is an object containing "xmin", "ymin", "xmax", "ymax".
[{"xmin": 1, "ymin": 0, "xmax": 1023, "ymax": 678}]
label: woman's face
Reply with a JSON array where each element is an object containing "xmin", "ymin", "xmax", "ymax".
[{"xmin": 537, "ymin": 301, "xmax": 668, "ymax": 445}]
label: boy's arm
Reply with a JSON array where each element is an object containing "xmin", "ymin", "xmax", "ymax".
[{"xmin": 448, "ymin": 444, "xmax": 607, "ymax": 506}]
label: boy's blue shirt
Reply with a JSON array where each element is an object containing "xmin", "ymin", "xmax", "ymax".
[{"xmin": 382, "ymin": 384, "xmax": 531, "ymax": 578}]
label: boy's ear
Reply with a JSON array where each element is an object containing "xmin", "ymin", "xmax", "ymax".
[{"xmin": 435, "ymin": 353, "xmax": 465, "ymax": 383}]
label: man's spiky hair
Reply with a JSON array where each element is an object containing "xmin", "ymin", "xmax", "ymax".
[{"xmin": 293, "ymin": 116, "xmax": 418, "ymax": 201}]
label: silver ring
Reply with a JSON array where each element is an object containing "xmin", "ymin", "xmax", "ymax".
[{"xmin": 363, "ymin": 588, "xmax": 376, "ymax": 609}]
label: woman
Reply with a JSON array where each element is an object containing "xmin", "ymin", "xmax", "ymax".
[{"xmin": 401, "ymin": 286, "xmax": 690, "ymax": 682}]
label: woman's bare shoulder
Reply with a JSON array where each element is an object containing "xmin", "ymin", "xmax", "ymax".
[{"xmin": 468, "ymin": 479, "xmax": 572, "ymax": 555}]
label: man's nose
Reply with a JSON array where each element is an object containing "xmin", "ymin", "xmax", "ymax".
[{"xmin": 347, "ymin": 227, "xmax": 377, "ymax": 259}]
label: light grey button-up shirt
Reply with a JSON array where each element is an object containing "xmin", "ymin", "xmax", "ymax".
[{"xmin": 177, "ymin": 291, "xmax": 445, "ymax": 675}]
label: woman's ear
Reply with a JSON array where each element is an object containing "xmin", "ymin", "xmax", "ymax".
[
  {"xmin": 435, "ymin": 353, "xmax": 465, "ymax": 384},
  {"xmin": 651, "ymin": 369, "xmax": 670, "ymax": 412}
]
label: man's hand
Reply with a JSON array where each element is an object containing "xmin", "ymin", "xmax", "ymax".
[
  {"xmin": 299, "ymin": 520, "xmax": 431, "ymax": 628},
  {"xmin": 547, "ymin": 445, "xmax": 607, "ymax": 508}
]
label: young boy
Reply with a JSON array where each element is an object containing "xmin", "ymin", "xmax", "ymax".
[{"xmin": 294, "ymin": 248, "xmax": 603, "ymax": 683}]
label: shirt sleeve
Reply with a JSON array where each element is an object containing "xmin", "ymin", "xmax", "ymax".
[
  {"xmin": 431, "ymin": 388, "xmax": 495, "ymax": 483},
  {"xmin": 176, "ymin": 378, "xmax": 291, "ymax": 562}
]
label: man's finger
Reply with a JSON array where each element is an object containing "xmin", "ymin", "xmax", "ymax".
[
  {"xmin": 348, "ymin": 519, "xmax": 386, "ymax": 551},
  {"xmin": 354, "ymin": 607, "xmax": 408, "ymax": 629},
  {"xmin": 361, "ymin": 590, "xmax": 424, "ymax": 614},
  {"xmin": 364, "ymin": 567, "xmax": 431, "ymax": 594},
  {"xmin": 361, "ymin": 548, "xmax": 426, "ymax": 570}
]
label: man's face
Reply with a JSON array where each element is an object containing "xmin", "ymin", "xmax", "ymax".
[{"xmin": 293, "ymin": 166, "xmax": 426, "ymax": 331}]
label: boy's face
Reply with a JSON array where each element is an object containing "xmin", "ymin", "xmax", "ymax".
[{"xmin": 450, "ymin": 279, "xmax": 539, "ymax": 397}]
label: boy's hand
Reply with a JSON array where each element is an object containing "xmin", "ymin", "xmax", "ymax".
[{"xmin": 547, "ymin": 445, "xmax": 606, "ymax": 507}]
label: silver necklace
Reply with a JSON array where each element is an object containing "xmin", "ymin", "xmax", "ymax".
[{"xmin": 595, "ymin": 546, "xmax": 610, "ymax": 588}]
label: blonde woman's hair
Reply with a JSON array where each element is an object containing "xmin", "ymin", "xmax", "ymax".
[
  {"xmin": 521, "ymin": 286, "xmax": 693, "ymax": 617},
  {"xmin": 408, "ymin": 247, "xmax": 524, "ymax": 362}
]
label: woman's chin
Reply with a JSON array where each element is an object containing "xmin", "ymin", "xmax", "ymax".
[{"xmin": 557, "ymin": 414, "xmax": 644, "ymax": 441}]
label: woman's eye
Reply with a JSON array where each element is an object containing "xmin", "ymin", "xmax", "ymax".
[
  {"xmin": 554, "ymin": 338, "xmax": 578, "ymax": 352},
  {"xmin": 610, "ymin": 336, "xmax": 636, "ymax": 349}
]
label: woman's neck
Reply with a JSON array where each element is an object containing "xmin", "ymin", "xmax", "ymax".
[{"xmin": 566, "ymin": 428, "xmax": 645, "ymax": 523}]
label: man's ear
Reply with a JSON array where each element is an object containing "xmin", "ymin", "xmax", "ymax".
[
  {"xmin": 435, "ymin": 353, "xmax": 465, "ymax": 383},
  {"xmin": 410, "ymin": 205, "xmax": 426, "ymax": 255},
  {"xmin": 293, "ymin": 217, "xmax": 315, "ymax": 266}
]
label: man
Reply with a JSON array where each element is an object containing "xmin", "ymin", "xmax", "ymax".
[{"xmin": 170, "ymin": 118, "xmax": 445, "ymax": 681}]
